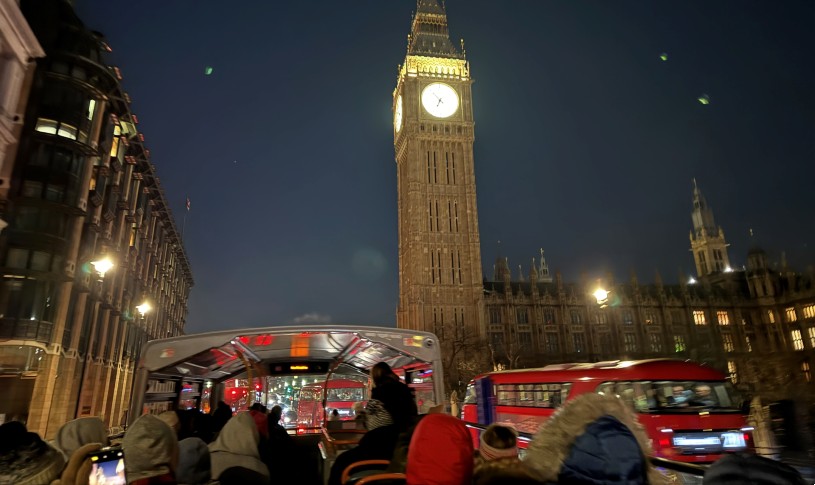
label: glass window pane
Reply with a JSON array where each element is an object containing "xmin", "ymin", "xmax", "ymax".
[
  {"xmin": 35, "ymin": 119, "xmax": 58, "ymax": 134},
  {"xmin": 30, "ymin": 251, "xmax": 50, "ymax": 271}
]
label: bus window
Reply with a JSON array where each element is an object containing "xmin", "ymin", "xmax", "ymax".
[
  {"xmin": 494, "ymin": 383, "xmax": 570, "ymax": 408},
  {"xmin": 596, "ymin": 380, "xmax": 743, "ymax": 412},
  {"xmin": 463, "ymin": 383, "xmax": 477, "ymax": 405}
]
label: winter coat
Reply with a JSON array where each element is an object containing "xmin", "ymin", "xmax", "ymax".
[
  {"xmin": 176, "ymin": 438, "xmax": 211, "ymax": 485},
  {"xmin": 703, "ymin": 453, "xmax": 807, "ymax": 485},
  {"xmin": 0, "ymin": 421, "xmax": 65, "ymax": 485},
  {"xmin": 122, "ymin": 414, "xmax": 179, "ymax": 484},
  {"xmin": 208, "ymin": 412, "xmax": 269, "ymax": 483},
  {"xmin": 405, "ymin": 414, "xmax": 473, "ymax": 485},
  {"xmin": 53, "ymin": 417, "xmax": 109, "ymax": 462},
  {"xmin": 371, "ymin": 378, "xmax": 418, "ymax": 431},
  {"xmin": 525, "ymin": 392, "xmax": 667, "ymax": 485}
]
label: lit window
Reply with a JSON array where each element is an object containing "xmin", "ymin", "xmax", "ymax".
[
  {"xmin": 767, "ymin": 310, "xmax": 776, "ymax": 324},
  {"xmin": 722, "ymin": 333, "xmax": 734, "ymax": 352},
  {"xmin": 727, "ymin": 360, "xmax": 738, "ymax": 383},
  {"xmin": 745, "ymin": 335, "xmax": 752, "ymax": 352},
  {"xmin": 717, "ymin": 311, "xmax": 730, "ymax": 325},
  {"xmin": 644, "ymin": 311, "xmax": 657, "ymax": 325},
  {"xmin": 791, "ymin": 330, "xmax": 804, "ymax": 351},
  {"xmin": 693, "ymin": 310, "xmax": 706, "ymax": 325},
  {"xmin": 57, "ymin": 124, "xmax": 77, "ymax": 140},
  {"xmin": 809, "ymin": 327, "xmax": 815, "ymax": 347},
  {"xmin": 803, "ymin": 361, "xmax": 812, "ymax": 383},
  {"xmin": 674, "ymin": 335, "xmax": 686, "ymax": 352},
  {"xmin": 87, "ymin": 99, "xmax": 96, "ymax": 120},
  {"xmin": 786, "ymin": 307, "xmax": 797, "ymax": 322},
  {"xmin": 803, "ymin": 304, "xmax": 815, "ymax": 319},
  {"xmin": 35, "ymin": 118, "xmax": 58, "ymax": 134}
]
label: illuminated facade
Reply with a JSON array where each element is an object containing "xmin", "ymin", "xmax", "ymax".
[
  {"xmin": 393, "ymin": 0, "xmax": 485, "ymax": 337},
  {"xmin": 0, "ymin": 0, "xmax": 193, "ymax": 438},
  {"xmin": 483, "ymin": 184, "xmax": 815, "ymax": 407}
]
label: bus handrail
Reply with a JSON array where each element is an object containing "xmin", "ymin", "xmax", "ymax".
[{"xmin": 462, "ymin": 421, "xmax": 707, "ymax": 478}]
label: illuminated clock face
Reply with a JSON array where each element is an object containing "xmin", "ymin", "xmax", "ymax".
[
  {"xmin": 421, "ymin": 83, "xmax": 459, "ymax": 118},
  {"xmin": 394, "ymin": 95, "xmax": 403, "ymax": 133}
]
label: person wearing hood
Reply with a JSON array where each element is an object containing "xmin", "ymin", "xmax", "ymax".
[
  {"xmin": 405, "ymin": 413, "xmax": 473, "ymax": 485},
  {"xmin": 525, "ymin": 392, "xmax": 667, "ymax": 485},
  {"xmin": 53, "ymin": 417, "xmax": 110, "ymax": 462},
  {"xmin": 122, "ymin": 414, "xmax": 179, "ymax": 485},
  {"xmin": 208, "ymin": 412, "xmax": 270, "ymax": 484},
  {"xmin": 0, "ymin": 421, "xmax": 65, "ymax": 485},
  {"xmin": 176, "ymin": 437, "xmax": 211, "ymax": 485}
]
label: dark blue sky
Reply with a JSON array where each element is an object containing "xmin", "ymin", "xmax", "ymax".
[{"xmin": 75, "ymin": 1, "xmax": 814, "ymax": 333}]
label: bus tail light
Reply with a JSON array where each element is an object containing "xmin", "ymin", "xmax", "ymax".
[{"xmin": 658, "ymin": 438, "xmax": 671, "ymax": 448}]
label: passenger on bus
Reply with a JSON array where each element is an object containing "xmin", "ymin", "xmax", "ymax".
[
  {"xmin": 476, "ymin": 423, "xmax": 519, "ymax": 464},
  {"xmin": 668, "ymin": 386, "xmax": 691, "ymax": 407},
  {"xmin": 53, "ymin": 416, "xmax": 109, "ymax": 462},
  {"xmin": 330, "ymin": 409, "xmax": 340, "ymax": 421},
  {"xmin": 210, "ymin": 401, "xmax": 232, "ymax": 437},
  {"xmin": 405, "ymin": 414, "xmax": 473, "ymax": 485},
  {"xmin": 352, "ymin": 401, "xmax": 366, "ymax": 421},
  {"xmin": 158, "ymin": 411, "xmax": 180, "ymax": 437},
  {"xmin": 370, "ymin": 362, "xmax": 418, "ymax": 431},
  {"xmin": 122, "ymin": 414, "xmax": 179, "ymax": 485},
  {"xmin": 690, "ymin": 385, "xmax": 717, "ymax": 407},
  {"xmin": 525, "ymin": 393, "xmax": 666, "ymax": 485},
  {"xmin": 208, "ymin": 412, "xmax": 269, "ymax": 484},
  {"xmin": 0, "ymin": 421, "xmax": 65, "ymax": 485},
  {"xmin": 176, "ymin": 437, "xmax": 211, "ymax": 485},
  {"xmin": 248, "ymin": 403, "xmax": 269, "ymax": 440},
  {"xmin": 327, "ymin": 402, "xmax": 399, "ymax": 485}
]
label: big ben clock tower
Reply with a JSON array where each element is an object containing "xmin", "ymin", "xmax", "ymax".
[{"xmin": 394, "ymin": 0, "xmax": 485, "ymax": 338}]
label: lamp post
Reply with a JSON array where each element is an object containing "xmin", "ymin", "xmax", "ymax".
[
  {"xmin": 593, "ymin": 288, "xmax": 610, "ymax": 308},
  {"xmin": 74, "ymin": 257, "xmax": 115, "ymax": 418}
]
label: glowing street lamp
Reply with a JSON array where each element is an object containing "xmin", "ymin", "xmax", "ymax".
[
  {"xmin": 593, "ymin": 288, "xmax": 610, "ymax": 308},
  {"xmin": 90, "ymin": 257, "xmax": 114, "ymax": 279},
  {"xmin": 136, "ymin": 302, "xmax": 152, "ymax": 317}
]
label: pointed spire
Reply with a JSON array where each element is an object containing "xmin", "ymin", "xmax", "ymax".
[
  {"xmin": 408, "ymin": 0, "xmax": 463, "ymax": 59},
  {"xmin": 538, "ymin": 248, "xmax": 552, "ymax": 282},
  {"xmin": 529, "ymin": 258, "xmax": 539, "ymax": 282},
  {"xmin": 691, "ymin": 179, "xmax": 717, "ymax": 237}
]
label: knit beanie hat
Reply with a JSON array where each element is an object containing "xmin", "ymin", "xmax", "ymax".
[
  {"xmin": 479, "ymin": 424, "xmax": 519, "ymax": 461},
  {"xmin": 0, "ymin": 421, "xmax": 65, "ymax": 485}
]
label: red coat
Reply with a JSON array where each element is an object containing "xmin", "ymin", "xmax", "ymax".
[{"xmin": 406, "ymin": 414, "xmax": 473, "ymax": 485}]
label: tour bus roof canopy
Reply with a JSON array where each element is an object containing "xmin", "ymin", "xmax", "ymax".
[{"xmin": 139, "ymin": 326, "xmax": 440, "ymax": 381}]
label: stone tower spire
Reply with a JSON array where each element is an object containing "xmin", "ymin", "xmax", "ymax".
[
  {"xmin": 689, "ymin": 179, "xmax": 732, "ymax": 277},
  {"xmin": 538, "ymin": 248, "xmax": 553, "ymax": 283},
  {"xmin": 394, "ymin": 1, "xmax": 483, "ymax": 336}
]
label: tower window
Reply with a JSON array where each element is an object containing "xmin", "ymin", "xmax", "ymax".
[
  {"xmin": 489, "ymin": 307, "xmax": 501, "ymax": 324},
  {"xmin": 722, "ymin": 333, "xmax": 734, "ymax": 352},
  {"xmin": 622, "ymin": 311, "xmax": 634, "ymax": 325},
  {"xmin": 808, "ymin": 327, "xmax": 815, "ymax": 347},
  {"xmin": 717, "ymin": 311, "xmax": 730, "ymax": 325},
  {"xmin": 727, "ymin": 361, "xmax": 738, "ymax": 383},
  {"xmin": 786, "ymin": 307, "xmax": 797, "ymax": 322},
  {"xmin": 545, "ymin": 333, "xmax": 559, "ymax": 353},
  {"xmin": 745, "ymin": 335, "xmax": 752, "ymax": 352},
  {"xmin": 573, "ymin": 333, "xmax": 586, "ymax": 353},
  {"xmin": 451, "ymin": 153, "xmax": 456, "ymax": 184},
  {"xmin": 517, "ymin": 308, "xmax": 529, "ymax": 324},
  {"xmin": 453, "ymin": 201, "xmax": 459, "ymax": 232},
  {"xmin": 802, "ymin": 304, "xmax": 815, "ymax": 319},
  {"xmin": 570, "ymin": 310, "xmax": 582, "ymax": 325},
  {"xmin": 543, "ymin": 308, "xmax": 556, "ymax": 325},
  {"xmin": 448, "ymin": 201, "xmax": 453, "ymax": 231},
  {"xmin": 791, "ymin": 330, "xmax": 804, "ymax": 351},
  {"xmin": 644, "ymin": 310, "xmax": 657, "ymax": 325},
  {"xmin": 767, "ymin": 310, "xmax": 776, "ymax": 324},
  {"xmin": 698, "ymin": 251, "xmax": 708, "ymax": 274},
  {"xmin": 435, "ymin": 200, "xmax": 440, "ymax": 231},
  {"xmin": 674, "ymin": 335, "xmax": 686, "ymax": 352},
  {"xmin": 693, "ymin": 310, "xmax": 707, "ymax": 325},
  {"xmin": 803, "ymin": 361, "xmax": 812, "ymax": 383}
]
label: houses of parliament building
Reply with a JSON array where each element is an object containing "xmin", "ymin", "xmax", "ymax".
[{"xmin": 392, "ymin": 0, "xmax": 815, "ymax": 407}]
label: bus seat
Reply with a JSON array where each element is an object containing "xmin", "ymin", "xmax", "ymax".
[{"xmin": 341, "ymin": 460, "xmax": 406, "ymax": 485}]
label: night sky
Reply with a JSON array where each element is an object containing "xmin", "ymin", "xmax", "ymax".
[{"xmin": 74, "ymin": 1, "xmax": 814, "ymax": 333}]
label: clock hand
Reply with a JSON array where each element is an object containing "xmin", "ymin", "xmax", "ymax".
[{"xmin": 437, "ymin": 98, "xmax": 444, "ymax": 107}]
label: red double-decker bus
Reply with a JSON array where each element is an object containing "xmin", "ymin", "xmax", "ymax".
[
  {"xmin": 296, "ymin": 378, "xmax": 367, "ymax": 429},
  {"xmin": 461, "ymin": 359, "xmax": 752, "ymax": 463}
]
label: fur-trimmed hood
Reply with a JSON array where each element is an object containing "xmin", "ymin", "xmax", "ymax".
[{"xmin": 525, "ymin": 393, "xmax": 668, "ymax": 485}]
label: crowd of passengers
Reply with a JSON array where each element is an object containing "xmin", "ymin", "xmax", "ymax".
[{"xmin": 0, "ymin": 361, "xmax": 808, "ymax": 485}]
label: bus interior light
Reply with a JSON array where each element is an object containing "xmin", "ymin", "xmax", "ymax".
[
  {"xmin": 660, "ymin": 428, "xmax": 673, "ymax": 433},
  {"xmin": 740, "ymin": 427, "xmax": 754, "ymax": 431}
]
